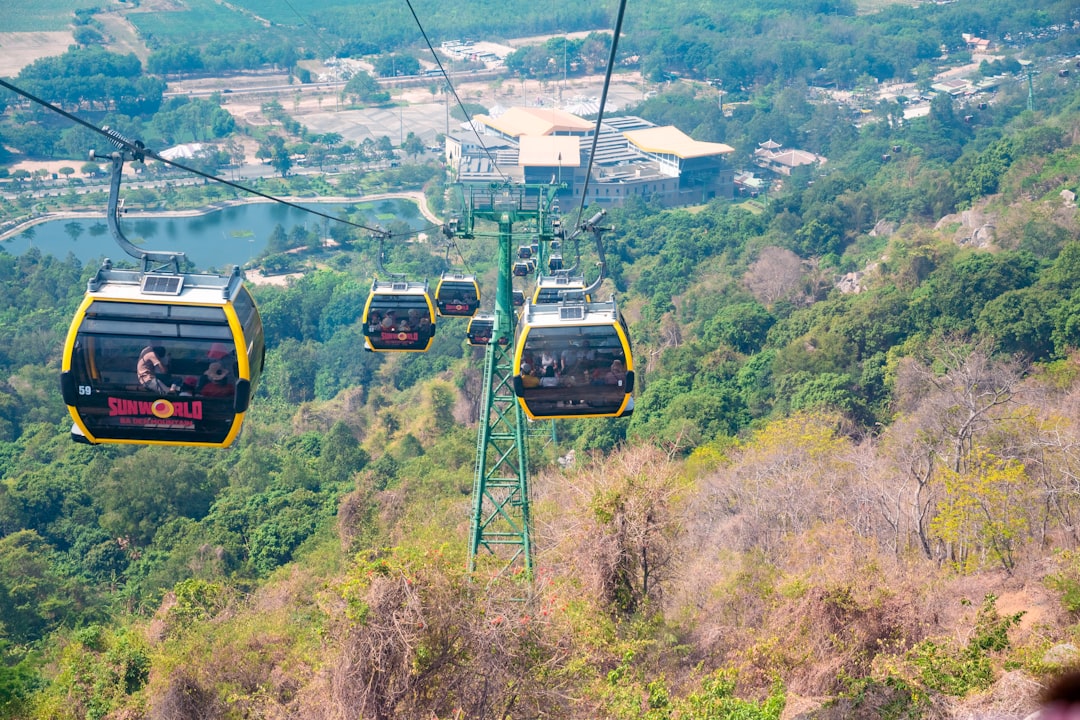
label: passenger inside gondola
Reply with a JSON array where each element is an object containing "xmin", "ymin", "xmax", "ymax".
[
  {"xmin": 520, "ymin": 362, "xmax": 540, "ymax": 387},
  {"xmin": 605, "ymin": 359, "xmax": 627, "ymax": 385},
  {"xmin": 540, "ymin": 365, "xmax": 559, "ymax": 387},
  {"xmin": 136, "ymin": 345, "xmax": 182, "ymax": 394},
  {"xmin": 196, "ymin": 361, "xmax": 235, "ymax": 398}
]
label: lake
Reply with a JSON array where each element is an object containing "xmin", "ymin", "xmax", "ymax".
[{"xmin": 0, "ymin": 198, "xmax": 425, "ymax": 269}]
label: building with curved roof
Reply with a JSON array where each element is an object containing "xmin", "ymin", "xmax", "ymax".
[{"xmin": 448, "ymin": 107, "xmax": 734, "ymax": 208}]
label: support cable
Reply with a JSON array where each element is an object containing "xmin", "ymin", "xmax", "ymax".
[
  {"xmin": 570, "ymin": 0, "xmax": 628, "ymax": 230},
  {"xmin": 404, "ymin": 0, "xmax": 511, "ymax": 183}
]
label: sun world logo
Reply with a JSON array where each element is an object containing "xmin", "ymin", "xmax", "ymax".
[{"xmin": 108, "ymin": 397, "xmax": 203, "ymax": 420}]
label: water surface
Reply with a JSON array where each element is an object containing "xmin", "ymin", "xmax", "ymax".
[{"xmin": 1, "ymin": 199, "xmax": 422, "ymax": 269}]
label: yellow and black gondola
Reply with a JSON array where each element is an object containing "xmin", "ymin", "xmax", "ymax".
[
  {"xmin": 362, "ymin": 279, "xmax": 436, "ymax": 352},
  {"xmin": 466, "ymin": 313, "xmax": 495, "ymax": 346},
  {"xmin": 513, "ymin": 294, "xmax": 634, "ymax": 420},
  {"xmin": 435, "ymin": 272, "xmax": 481, "ymax": 318},
  {"xmin": 60, "ymin": 265, "xmax": 265, "ymax": 447},
  {"xmin": 532, "ymin": 274, "xmax": 589, "ymax": 305}
]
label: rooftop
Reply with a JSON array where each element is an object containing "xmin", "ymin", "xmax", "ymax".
[
  {"xmin": 475, "ymin": 106, "xmax": 595, "ymax": 138},
  {"xmin": 624, "ymin": 126, "xmax": 735, "ymax": 159},
  {"xmin": 518, "ymin": 136, "xmax": 582, "ymax": 168}
]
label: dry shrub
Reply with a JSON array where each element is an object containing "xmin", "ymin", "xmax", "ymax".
[
  {"xmin": 949, "ymin": 669, "xmax": 1043, "ymax": 719},
  {"xmin": 327, "ymin": 562, "xmax": 574, "ymax": 720},
  {"xmin": 336, "ymin": 486, "xmax": 370, "ymax": 551},
  {"xmin": 291, "ymin": 387, "xmax": 369, "ymax": 435},
  {"xmin": 761, "ymin": 581, "xmax": 918, "ymax": 697},
  {"xmin": 536, "ymin": 445, "xmax": 683, "ymax": 616},
  {"xmin": 148, "ymin": 632, "xmax": 302, "ymax": 719},
  {"xmin": 686, "ymin": 412, "xmax": 856, "ymax": 560},
  {"xmin": 672, "ymin": 521, "xmax": 931, "ymax": 700},
  {"xmin": 151, "ymin": 671, "xmax": 222, "ymax": 720},
  {"xmin": 674, "ymin": 548, "xmax": 779, "ymax": 663}
]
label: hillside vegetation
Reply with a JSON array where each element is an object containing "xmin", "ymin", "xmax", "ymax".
[{"xmin": 2, "ymin": 0, "xmax": 1080, "ymax": 718}]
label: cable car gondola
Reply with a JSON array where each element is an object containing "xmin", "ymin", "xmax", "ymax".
[
  {"xmin": 512, "ymin": 294, "xmax": 634, "ymax": 420},
  {"xmin": 512, "ymin": 289, "xmax": 526, "ymax": 307},
  {"xmin": 548, "ymin": 254, "xmax": 564, "ymax": 272},
  {"xmin": 60, "ymin": 142, "xmax": 264, "ymax": 448},
  {"xmin": 466, "ymin": 313, "xmax": 495, "ymax": 346},
  {"xmin": 533, "ymin": 274, "xmax": 588, "ymax": 305},
  {"xmin": 362, "ymin": 279, "xmax": 437, "ymax": 352},
  {"xmin": 62, "ymin": 266, "xmax": 265, "ymax": 447},
  {"xmin": 435, "ymin": 272, "xmax": 480, "ymax": 318},
  {"xmin": 517, "ymin": 245, "xmax": 533, "ymax": 260}
]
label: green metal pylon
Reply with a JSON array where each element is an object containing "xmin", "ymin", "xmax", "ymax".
[{"xmin": 465, "ymin": 182, "xmax": 561, "ymax": 577}]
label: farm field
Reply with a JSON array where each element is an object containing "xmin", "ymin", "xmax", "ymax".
[
  {"xmin": 0, "ymin": 32, "xmax": 74, "ymax": 76},
  {"xmin": 125, "ymin": 0, "xmax": 271, "ymax": 45},
  {"xmin": 3, "ymin": 0, "xmax": 102, "ymax": 31},
  {"xmin": 211, "ymin": 0, "xmax": 354, "ymax": 26}
]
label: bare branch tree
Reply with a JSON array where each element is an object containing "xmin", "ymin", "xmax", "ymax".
[{"xmin": 744, "ymin": 246, "xmax": 803, "ymax": 307}]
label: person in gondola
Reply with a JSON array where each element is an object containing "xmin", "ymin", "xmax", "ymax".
[
  {"xmin": 540, "ymin": 365, "xmax": 559, "ymax": 388},
  {"xmin": 207, "ymin": 343, "xmax": 231, "ymax": 361},
  {"xmin": 196, "ymin": 361, "xmax": 235, "ymax": 398},
  {"xmin": 605, "ymin": 359, "xmax": 628, "ymax": 386},
  {"xmin": 520, "ymin": 362, "xmax": 541, "ymax": 388},
  {"xmin": 137, "ymin": 345, "xmax": 181, "ymax": 394},
  {"xmin": 539, "ymin": 349, "xmax": 560, "ymax": 374}
]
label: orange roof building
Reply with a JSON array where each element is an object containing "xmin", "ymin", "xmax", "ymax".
[{"xmin": 450, "ymin": 106, "xmax": 735, "ymax": 208}]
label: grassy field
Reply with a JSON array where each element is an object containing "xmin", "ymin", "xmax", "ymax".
[
  {"xmin": 854, "ymin": 0, "xmax": 920, "ymax": 13},
  {"xmin": 4, "ymin": 0, "xmax": 102, "ymax": 31},
  {"xmin": 126, "ymin": 0, "xmax": 269, "ymax": 45},
  {"xmin": 219, "ymin": 0, "xmax": 353, "ymax": 27}
]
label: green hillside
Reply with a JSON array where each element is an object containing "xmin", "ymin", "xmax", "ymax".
[{"xmin": 1, "ymin": 0, "xmax": 1080, "ymax": 718}]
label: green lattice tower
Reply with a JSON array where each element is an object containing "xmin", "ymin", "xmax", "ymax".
[{"xmin": 464, "ymin": 182, "xmax": 561, "ymax": 577}]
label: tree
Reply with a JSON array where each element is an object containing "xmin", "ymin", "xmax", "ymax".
[
  {"xmin": 744, "ymin": 246, "xmax": 803, "ymax": 307},
  {"xmin": 886, "ymin": 341, "xmax": 1025, "ymax": 559},
  {"xmin": 373, "ymin": 53, "xmax": 419, "ymax": 78},
  {"xmin": 343, "ymin": 71, "xmax": 390, "ymax": 105},
  {"xmin": 402, "ymin": 131, "xmax": 424, "ymax": 157},
  {"xmin": 929, "ymin": 448, "xmax": 1032, "ymax": 573},
  {"xmin": 703, "ymin": 301, "xmax": 775, "ymax": 354},
  {"xmin": 265, "ymin": 136, "xmax": 292, "ymax": 177},
  {"xmin": 976, "ymin": 286, "xmax": 1057, "ymax": 360},
  {"xmin": 0, "ymin": 530, "xmax": 79, "ymax": 643},
  {"xmin": 97, "ymin": 449, "xmax": 223, "ymax": 546}
]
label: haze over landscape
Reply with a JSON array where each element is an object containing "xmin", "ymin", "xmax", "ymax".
[{"xmin": 0, "ymin": 0, "xmax": 1079, "ymax": 718}]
